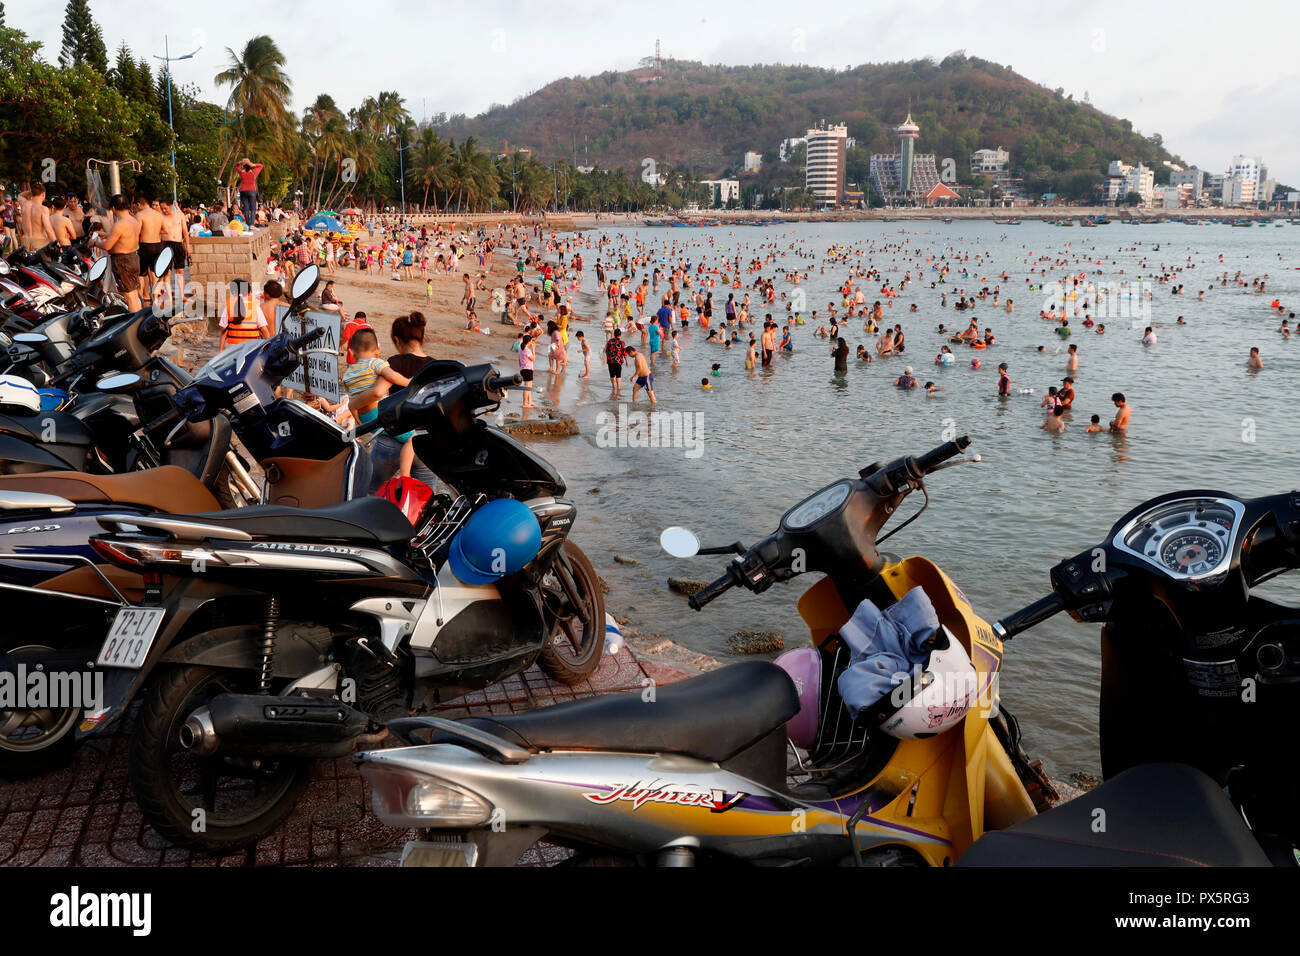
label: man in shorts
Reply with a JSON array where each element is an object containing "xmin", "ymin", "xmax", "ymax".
[
  {"xmin": 96, "ymin": 194, "xmax": 142, "ymax": 311},
  {"xmin": 628, "ymin": 345, "xmax": 656, "ymax": 405},
  {"xmin": 605, "ymin": 328, "xmax": 626, "ymax": 398},
  {"xmin": 134, "ymin": 195, "xmax": 166, "ymax": 305},
  {"xmin": 159, "ymin": 197, "xmax": 190, "ymax": 303}
]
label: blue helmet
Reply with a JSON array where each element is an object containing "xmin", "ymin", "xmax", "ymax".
[{"xmin": 447, "ymin": 498, "xmax": 542, "ymax": 585}]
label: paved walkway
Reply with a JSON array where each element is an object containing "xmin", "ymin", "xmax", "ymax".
[{"xmin": 0, "ymin": 647, "xmax": 692, "ymax": 867}]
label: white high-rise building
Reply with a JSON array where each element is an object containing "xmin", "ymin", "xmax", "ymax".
[
  {"xmin": 1123, "ymin": 164, "xmax": 1154, "ymax": 203},
  {"xmin": 805, "ymin": 123, "xmax": 848, "ymax": 208},
  {"xmin": 743, "ymin": 151, "xmax": 762, "ymax": 172},
  {"xmin": 1230, "ymin": 155, "xmax": 1262, "ymax": 185}
]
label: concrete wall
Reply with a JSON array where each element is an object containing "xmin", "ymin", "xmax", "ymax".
[{"xmin": 186, "ymin": 223, "xmax": 288, "ymax": 317}]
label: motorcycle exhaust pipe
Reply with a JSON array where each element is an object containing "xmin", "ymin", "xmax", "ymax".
[{"xmin": 180, "ymin": 694, "xmax": 369, "ymax": 759}]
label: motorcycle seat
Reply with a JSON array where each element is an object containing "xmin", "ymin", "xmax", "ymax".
[
  {"xmin": 456, "ymin": 661, "xmax": 799, "ymax": 763},
  {"xmin": 176, "ymin": 497, "xmax": 412, "ymax": 545},
  {"xmin": 0, "ymin": 410, "xmax": 93, "ymax": 446},
  {"xmin": 958, "ymin": 763, "xmax": 1270, "ymax": 867},
  {"xmin": 0, "ymin": 466, "xmax": 220, "ymax": 514}
]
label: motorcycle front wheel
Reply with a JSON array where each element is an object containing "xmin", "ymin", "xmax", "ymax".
[
  {"xmin": 537, "ymin": 542, "xmax": 606, "ymax": 685},
  {"xmin": 129, "ymin": 665, "xmax": 309, "ymax": 851}
]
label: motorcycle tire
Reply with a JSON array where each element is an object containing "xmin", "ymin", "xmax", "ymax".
[
  {"xmin": 212, "ymin": 461, "xmax": 252, "ymax": 510},
  {"xmin": 129, "ymin": 665, "xmax": 310, "ymax": 852},
  {"xmin": 0, "ymin": 643, "xmax": 80, "ymax": 777},
  {"xmin": 537, "ymin": 542, "xmax": 606, "ymax": 685}
]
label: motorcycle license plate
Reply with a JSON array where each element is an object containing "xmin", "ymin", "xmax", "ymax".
[
  {"xmin": 96, "ymin": 607, "xmax": 166, "ymax": 669},
  {"xmin": 399, "ymin": 841, "xmax": 479, "ymax": 867}
]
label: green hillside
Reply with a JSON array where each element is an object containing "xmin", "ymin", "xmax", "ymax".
[{"xmin": 438, "ymin": 54, "xmax": 1185, "ymax": 199}]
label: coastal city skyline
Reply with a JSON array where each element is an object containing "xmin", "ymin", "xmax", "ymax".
[{"xmin": 10, "ymin": 0, "xmax": 1300, "ymax": 184}]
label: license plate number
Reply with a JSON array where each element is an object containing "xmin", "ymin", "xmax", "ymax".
[{"xmin": 96, "ymin": 607, "xmax": 166, "ymax": 669}]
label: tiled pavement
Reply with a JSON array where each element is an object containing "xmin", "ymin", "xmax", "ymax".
[{"xmin": 0, "ymin": 647, "xmax": 693, "ymax": 867}]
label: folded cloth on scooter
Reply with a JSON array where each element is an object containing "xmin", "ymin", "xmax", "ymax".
[{"xmin": 836, "ymin": 587, "xmax": 939, "ymax": 718}]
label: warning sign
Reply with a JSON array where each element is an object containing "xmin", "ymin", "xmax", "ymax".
[{"xmin": 276, "ymin": 307, "xmax": 341, "ymax": 403}]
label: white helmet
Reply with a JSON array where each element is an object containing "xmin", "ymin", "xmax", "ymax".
[
  {"xmin": 875, "ymin": 626, "xmax": 980, "ymax": 739},
  {"xmin": 0, "ymin": 374, "xmax": 42, "ymax": 415}
]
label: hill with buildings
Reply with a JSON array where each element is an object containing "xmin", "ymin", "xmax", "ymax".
[{"xmin": 435, "ymin": 54, "xmax": 1186, "ymax": 201}]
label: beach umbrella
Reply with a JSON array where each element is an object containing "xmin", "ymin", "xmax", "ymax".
[{"xmin": 304, "ymin": 214, "xmax": 345, "ymax": 233}]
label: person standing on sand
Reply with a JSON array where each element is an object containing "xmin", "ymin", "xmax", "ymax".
[
  {"xmin": 576, "ymin": 330, "xmax": 590, "ymax": 378},
  {"xmin": 517, "ymin": 332, "xmax": 536, "ymax": 408}
]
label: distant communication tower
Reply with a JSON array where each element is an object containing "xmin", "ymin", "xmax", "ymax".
[{"xmin": 637, "ymin": 39, "xmax": 663, "ymax": 83}]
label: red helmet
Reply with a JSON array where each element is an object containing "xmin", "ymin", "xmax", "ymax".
[{"xmin": 375, "ymin": 476, "xmax": 434, "ymax": 525}]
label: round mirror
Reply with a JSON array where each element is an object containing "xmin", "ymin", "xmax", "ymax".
[
  {"xmin": 87, "ymin": 257, "xmax": 109, "ymax": 281},
  {"xmin": 291, "ymin": 263, "xmax": 320, "ymax": 303},
  {"xmin": 0, "ymin": 259, "xmax": 9, "ymax": 275},
  {"xmin": 13, "ymin": 332, "xmax": 49, "ymax": 345},
  {"xmin": 96, "ymin": 372, "xmax": 143, "ymax": 392},
  {"xmin": 152, "ymin": 246, "xmax": 174, "ymax": 278},
  {"xmin": 660, "ymin": 526, "xmax": 701, "ymax": 558}
]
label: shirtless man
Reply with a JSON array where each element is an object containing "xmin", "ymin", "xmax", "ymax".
[
  {"xmin": 96, "ymin": 194, "xmax": 142, "ymax": 311},
  {"xmin": 627, "ymin": 345, "xmax": 656, "ymax": 405},
  {"xmin": 1247, "ymin": 347, "xmax": 1263, "ymax": 369},
  {"xmin": 1109, "ymin": 392, "xmax": 1131, "ymax": 434},
  {"xmin": 134, "ymin": 196, "xmax": 166, "ymax": 304},
  {"xmin": 1041, "ymin": 406, "xmax": 1067, "ymax": 433},
  {"xmin": 66, "ymin": 196, "xmax": 87, "ymax": 238},
  {"xmin": 159, "ymin": 198, "xmax": 190, "ymax": 302},
  {"xmin": 1066, "ymin": 343, "xmax": 1078, "ymax": 372},
  {"xmin": 18, "ymin": 183, "xmax": 56, "ymax": 251},
  {"xmin": 48, "ymin": 197, "xmax": 76, "ymax": 247}
]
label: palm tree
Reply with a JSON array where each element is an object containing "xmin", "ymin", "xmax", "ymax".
[
  {"xmin": 412, "ymin": 127, "xmax": 451, "ymax": 211},
  {"xmin": 214, "ymin": 35, "xmax": 293, "ymax": 182}
]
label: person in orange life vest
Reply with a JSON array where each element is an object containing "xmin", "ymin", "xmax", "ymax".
[{"xmin": 219, "ymin": 279, "xmax": 268, "ymax": 349}]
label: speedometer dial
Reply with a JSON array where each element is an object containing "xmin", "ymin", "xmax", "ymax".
[
  {"xmin": 783, "ymin": 481, "xmax": 852, "ymax": 530},
  {"xmin": 1158, "ymin": 530, "xmax": 1223, "ymax": 576}
]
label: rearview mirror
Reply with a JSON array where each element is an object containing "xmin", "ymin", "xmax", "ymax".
[
  {"xmin": 660, "ymin": 526, "xmax": 701, "ymax": 558},
  {"xmin": 96, "ymin": 372, "xmax": 143, "ymax": 393},
  {"xmin": 152, "ymin": 246, "xmax": 174, "ymax": 279},
  {"xmin": 87, "ymin": 257, "xmax": 109, "ymax": 281},
  {"xmin": 0, "ymin": 260, "xmax": 9, "ymax": 275},
  {"xmin": 13, "ymin": 332, "xmax": 49, "ymax": 345},
  {"xmin": 291, "ymin": 263, "xmax": 320, "ymax": 304}
]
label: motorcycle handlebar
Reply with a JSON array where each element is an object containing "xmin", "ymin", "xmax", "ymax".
[
  {"xmin": 289, "ymin": 327, "xmax": 326, "ymax": 351},
  {"xmin": 915, "ymin": 435, "xmax": 971, "ymax": 474},
  {"xmin": 487, "ymin": 373, "xmax": 522, "ymax": 394},
  {"xmin": 144, "ymin": 405, "xmax": 183, "ymax": 435},
  {"xmin": 688, "ymin": 568, "xmax": 738, "ymax": 611},
  {"xmin": 993, "ymin": 591, "xmax": 1067, "ymax": 640}
]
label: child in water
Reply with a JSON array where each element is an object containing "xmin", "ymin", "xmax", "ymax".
[
  {"xmin": 1084, "ymin": 414, "xmax": 1103, "ymax": 433},
  {"xmin": 700, "ymin": 378, "xmax": 711, "ymax": 390}
]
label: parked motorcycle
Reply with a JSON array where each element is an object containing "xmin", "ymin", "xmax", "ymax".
[
  {"xmin": 966, "ymin": 486, "xmax": 1300, "ymax": 864},
  {"xmin": 51, "ymin": 349, "xmax": 602, "ymax": 849},
  {"xmin": 357, "ymin": 438, "xmax": 1282, "ymax": 867}
]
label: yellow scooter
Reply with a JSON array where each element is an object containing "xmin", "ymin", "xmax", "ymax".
[{"xmin": 358, "ymin": 437, "xmax": 1059, "ymax": 866}]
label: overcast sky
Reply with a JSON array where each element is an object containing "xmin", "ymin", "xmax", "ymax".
[{"xmin": 10, "ymin": 0, "xmax": 1299, "ymax": 183}]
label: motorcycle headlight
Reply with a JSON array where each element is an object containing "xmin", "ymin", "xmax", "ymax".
[{"xmin": 362, "ymin": 765, "xmax": 493, "ymax": 827}]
